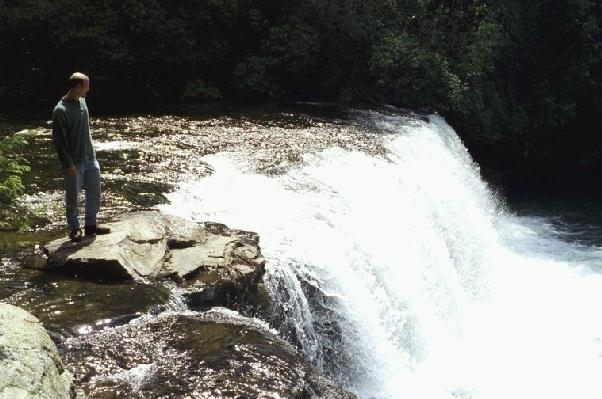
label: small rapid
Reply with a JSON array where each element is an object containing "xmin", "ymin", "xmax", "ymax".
[{"xmin": 160, "ymin": 112, "xmax": 602, "ymax": 399}]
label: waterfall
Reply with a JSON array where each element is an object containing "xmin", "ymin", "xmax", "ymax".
[{"xmin": 161, "ymin": 111, "xmax": 602, "ymax": 399}]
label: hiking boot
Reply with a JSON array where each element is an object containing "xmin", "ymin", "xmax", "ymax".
[
  {"xmin": 84, "ymin": 225, "xmax": 111, "ymax": 237},
  {"xmin": 69, "ymin": 228, "xmax": 83, "ymax": 242}
]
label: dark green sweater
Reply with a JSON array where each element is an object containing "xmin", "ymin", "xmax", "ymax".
[{"xmin": 52, "ymin": 97, "xmax": 95, "ymax": 168}]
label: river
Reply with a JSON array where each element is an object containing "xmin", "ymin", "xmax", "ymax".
[{"xmin": 1, "ymin": 105, "xmax": 601, "ymax": 398}]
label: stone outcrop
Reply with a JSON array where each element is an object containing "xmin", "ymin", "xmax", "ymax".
[
  {"xmin": 62, "ymin": 312, "xmax": 356, "ymax": 399},
  {"xmin": 44, "ymin": 211, "xmax": 265, "ymax": 298},
  {"xmin": 0, "ymin": 303, "xmax": 74, "ymax": 399},
  {"xmin": 42, "ymin": 211, "xmax": 266, "ymax": 309}
]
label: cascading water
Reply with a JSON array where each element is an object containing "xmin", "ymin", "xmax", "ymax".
[{"xmin": 161, "ymin": 111, "xmax": 602, "ymax": 399}]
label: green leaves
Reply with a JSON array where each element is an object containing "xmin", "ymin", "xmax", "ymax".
[
  {"xmin": 234, "ymin": 56, "xmax": 277, "ymax": 98},
  {"xmin": 182, "ymin": 79, "xmax": 222, "ymax": 101},
  {"xmin": 0, "ymin": 175, "xmax": 25, "ymax": 206},
  {"xmin": 0, "ymin": 135, "xmax": 30, "ymax": 207},
  {"xmin": 369, "ymin": 33, "xmax": 446, "ymax": 107}
]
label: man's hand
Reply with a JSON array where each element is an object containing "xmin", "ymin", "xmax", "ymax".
[{"xmin": 65, "ymin": 165, "xmax": 77, "ymax": 177}]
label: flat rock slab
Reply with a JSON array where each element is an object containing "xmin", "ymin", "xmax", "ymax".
[
  {"xmin": 42, "ymin": 211, "xmax": 265, "ymax": 286},
  {"xmin": 0, "ymin": 303, "xmax": 74, "ymax": 399}
]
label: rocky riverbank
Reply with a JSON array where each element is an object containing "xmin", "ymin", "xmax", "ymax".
[
  {"xmin": 1, "ymin": 108, "xmax": 389, "ymax": 398},
  {"xmin": 2, "ymin": 210, "xmax": 356, "ymax": 398}
]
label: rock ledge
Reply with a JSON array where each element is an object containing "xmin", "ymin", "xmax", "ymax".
[
  {"xmin": 43, "ymin": 211, "xmax": 264, "ymax": 281},
  {"xmin": 42, "ymin": 211, "xmax": 266, "ymax": 309}
]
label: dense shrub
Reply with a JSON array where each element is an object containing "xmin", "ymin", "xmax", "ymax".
[{"xmin": 0, "ymin": 135, "xmax": 30, "ymax": 206}]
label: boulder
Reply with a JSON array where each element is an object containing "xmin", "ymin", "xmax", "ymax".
[
  {"xmin": 0, "ymin": 303, "xmax": 74, "ymax": 399},
  {"xmin": 42, "ymin": 211, "xmax": 266, "ymax": 310},
  {"xmin": 62, "ymin": 312, "xmax": 356, "ymax": 399}
]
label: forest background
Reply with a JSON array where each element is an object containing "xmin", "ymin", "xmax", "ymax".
[{"xmin": 0, "ymin": 0, "xmax": 600, "ymax": 202}]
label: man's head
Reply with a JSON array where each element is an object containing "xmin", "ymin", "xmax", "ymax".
[{"xmin": 67, "ymin": 72, "xmax": 90, "ymax": 98}]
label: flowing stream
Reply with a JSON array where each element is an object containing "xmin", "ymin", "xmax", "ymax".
[
  {"xmin": 160, "ymin": 111, "xmax": 602, "ymax": 399},
  {"xmin": 2, "ymin": 107, "xmax": 601, "ymax": 398}
]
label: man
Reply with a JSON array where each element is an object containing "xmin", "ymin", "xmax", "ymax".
[{"xmin": 52, "ymin": 72, "xmax": 109, "ymax": 241}]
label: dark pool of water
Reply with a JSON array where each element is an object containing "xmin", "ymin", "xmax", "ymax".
[{"xmin": 509, "ymin": 197, "xmax": 602, "ymax": 248}]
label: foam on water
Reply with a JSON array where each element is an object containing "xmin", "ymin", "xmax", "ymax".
[
  {"xmin": 91, "ymin": 363, "xmax": 158, "ymax": 391},
  {"xmin": 94, "ymin": 141, "xmax": 138, "ymax": 152},
  {"xmin": 161, "ymin": 112, "xmax": 602, "ymax": 399}
]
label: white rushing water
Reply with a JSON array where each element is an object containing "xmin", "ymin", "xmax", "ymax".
[{"xmin": 161, "ymin": 112, "xmax": 602, "ymax": 399}]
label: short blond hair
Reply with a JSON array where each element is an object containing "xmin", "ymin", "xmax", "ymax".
[{"xmin": 67, "ymin": 72, "xmax": 89, "ymax": 89}]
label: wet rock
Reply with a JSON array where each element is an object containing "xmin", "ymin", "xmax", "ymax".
[
  {"xmin": 42, "ymin": 211, "xmax": 266, "ymax": 310},
  {"xmin": 0, "ymin": 303, "xmax": 74, "ymax": 399},
  {"xmin": 6, "ymin": 279, "xmax": 170, "ymax": 336},
  {"xmin": 104, "ymin": 180, "xmax": 171, "ymax": 207},
  {"xmin": 62, "ymin": 312, "xmax": 356, "ymax": 399}
]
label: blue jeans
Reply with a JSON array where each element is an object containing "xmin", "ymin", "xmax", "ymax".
[{"xmin": 63, "ymin": 158, "xmax": 101, "ymax": 230}]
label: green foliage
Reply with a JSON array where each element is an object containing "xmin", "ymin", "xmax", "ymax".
[
  {"xmin": 474, "ymin": 0, "xmax": 602, "ymax": 185},
  {"xmin": 369, "ymin": 32, "xmax": 449, "ymax": 108},
  {"xmin": 0, "ymin": 175, "xmax": 24, "ymax": 205},
  {"xmin": 0, "ymin": 135, "xmax": 30, "ymax": 206},
  {"xmin": 234, "ymin": 56, "xmax": 277, "ymax": 98},
  {"xmin": 182, "ymin": 80, "xmax": 222, "ymax": 101}
]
